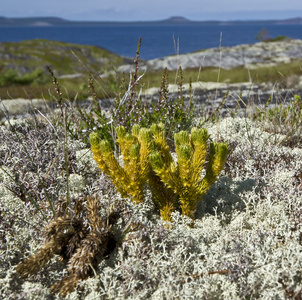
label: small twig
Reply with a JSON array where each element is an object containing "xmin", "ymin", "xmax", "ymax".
[
  {"xmin": 46, "ymin": 66, "xmax": 64, "ymax": 118},
  {"xmin": 181, "ymin": 269, "xmax": 230, "ymax": 283},
  {"xmin": 34, "ymin": 108, "xmax": 56, "ymax": 131},
  {"xmin": 215, "ymin": 32, "xmax": 223, "ymax": 101}
]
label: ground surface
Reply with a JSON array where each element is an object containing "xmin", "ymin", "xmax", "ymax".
[{"xmin": 0, "ymin": 111, "xmax": 301, "ymax": 299}]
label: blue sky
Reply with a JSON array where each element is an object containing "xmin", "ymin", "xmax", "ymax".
[{"xmin": 2, "ymin": 0, "xmax": 302, "ymax": 21}]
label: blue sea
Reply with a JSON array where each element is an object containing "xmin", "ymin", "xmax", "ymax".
[{"xmin": 0, "ymin": 24, "xmax": 302, "ymax": 60}]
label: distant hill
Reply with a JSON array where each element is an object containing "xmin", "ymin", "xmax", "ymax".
[
  {"xmin": 0, "ymin": 16, "xmax": 302, "ymax": 26},
  {"xmin": 276, "ymin": 17, "xmax": 302, "ymax": 24},
  {"xmin": 0, "ymin": 16, "xmax": 69, "ymax": 26},
  {"xmin": 160, "ymin": 16, "xmax": 191, "ymax": 23}
]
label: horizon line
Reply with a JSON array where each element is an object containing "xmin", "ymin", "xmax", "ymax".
[{"xmin": 1, "ymin": 15, "xmax": 302, "ymax": 23}]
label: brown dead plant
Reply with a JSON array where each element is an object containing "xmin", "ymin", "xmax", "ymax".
[{"xmin": 16, "ymin": 194, "xmax": 118, "ymax": 297}]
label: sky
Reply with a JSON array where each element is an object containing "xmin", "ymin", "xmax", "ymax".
[{"xmin": 2, "ymin": 0, "xmax": 302, "ymax": 21}]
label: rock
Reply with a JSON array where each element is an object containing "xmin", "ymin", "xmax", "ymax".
[
  {"xmin": 141, "ymin": 80, "xmax": 301, "ymax": 118},
  {"xmin": 118, "ymin": 39, "xmax": 302, "ymax": 73},
  {"xmin": 0, "ymin": 98, "xmax": 53, "ymax": 119}
]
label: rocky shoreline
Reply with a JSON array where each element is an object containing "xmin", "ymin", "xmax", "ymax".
[{"xmin": 119, "ymin": 39, "xmax": 302, "ymax": 72}]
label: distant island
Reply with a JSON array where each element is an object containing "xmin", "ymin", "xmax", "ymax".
[{"xmin": 0, "ymin": 16, "xmax": 302, "ymax": 26}]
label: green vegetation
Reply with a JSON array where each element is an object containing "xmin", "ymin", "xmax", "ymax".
[
  {"xmin": 112, "ymin": 43, "xmax": 195, "ymax": 139},
  {"xmin": 253, "ymin": 94, "xmax": 302, "ymax": 146},
  {"xmin": 256, "ymin": 27, "xmax": 288, "ymax": 42},
  {"xmin": 90, "ymin": 123, "xmax": 228, "ymax": 221},
  {"xmin": 0, "ymin": 39, "xmax": 124, "ymax": 74},
  {"xmin": 0, "ymin": 39, "xmax": 128, "ymax": 99},
  {"xmin": 0, "ymin": 68, "xmax": 47, "ymax": 87},
  {"xmin": 267, "ymin": 35, "xmax": 288, "ymax": 42}
]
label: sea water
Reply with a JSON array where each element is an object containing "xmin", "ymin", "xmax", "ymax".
[{"xmin": 0, "ymin": 23, "xmax": 302, "ymax": 59}]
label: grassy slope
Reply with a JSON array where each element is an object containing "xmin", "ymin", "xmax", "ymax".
[
  {"xmin": 0, "ymin": 39, "xmax": 129, "ymax": 100},
  {"xmin": 0, "ymin": 39, "xmax": 125, "ymax": 74}
]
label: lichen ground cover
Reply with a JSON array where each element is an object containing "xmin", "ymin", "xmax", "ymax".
[{"xmin": 0, "ymin": 115, "xmax": 301, "ymax": 299}]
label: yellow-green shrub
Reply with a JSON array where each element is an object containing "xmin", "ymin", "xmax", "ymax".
[{"xmin": 90, "ymin": 123, "xmax": 228, "ymax": 221}]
